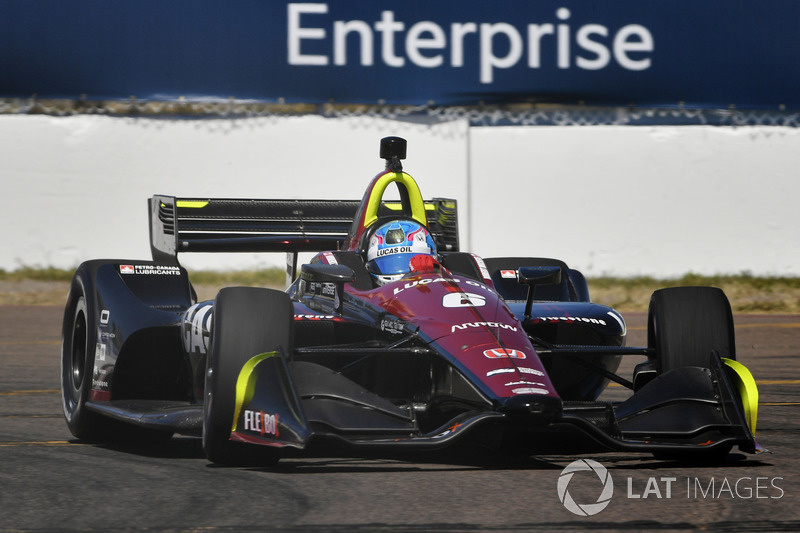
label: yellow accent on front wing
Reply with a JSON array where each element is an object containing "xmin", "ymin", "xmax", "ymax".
[
  {"xmin": 231, "ymin": 351, "xmax": 278, "ymax": 432},
  {"xmin": 722, "ymin": 357, "xmax": 759, "ymax": 436}
]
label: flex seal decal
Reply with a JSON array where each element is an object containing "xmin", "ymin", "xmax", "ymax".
[
  {"xmin": 243, "ymin": 410, "xmax": 280, "ymax": 438},
  {"xmin": 232, "ymin": 351, "xmax": 280, "ymax": 433}
]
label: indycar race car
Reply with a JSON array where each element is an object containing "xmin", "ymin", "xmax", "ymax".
[{"xmin": 61, "ymin": 136, "xmax": 762, "ymax": 465}]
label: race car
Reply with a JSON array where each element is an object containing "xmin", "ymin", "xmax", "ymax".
[{"xmin": 61, "ymin": 136, "xmax": 762, "ymax": 465}]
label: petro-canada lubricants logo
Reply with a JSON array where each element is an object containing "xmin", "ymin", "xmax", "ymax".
[{"xmin": 557, "ymin": 459, "xmax": 614, "ymax": 516}]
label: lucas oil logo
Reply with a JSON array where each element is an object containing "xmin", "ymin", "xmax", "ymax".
[{"xmin": 376, "ymin": 245, "xmax": 413, "ymax": 257}]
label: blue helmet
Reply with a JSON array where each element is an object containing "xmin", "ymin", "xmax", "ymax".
[{"xmin": 366, "ymin": 220, "xmax": 437, "ymax": 286}]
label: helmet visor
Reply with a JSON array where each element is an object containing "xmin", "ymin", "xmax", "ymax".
[{"xmin": 367, "ymin": 252, "xmax": 419, "ymax": 276}]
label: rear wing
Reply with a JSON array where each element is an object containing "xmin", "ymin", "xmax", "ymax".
[{"xmin": 149, "ymin": 195, "xmax": 459, "ymax": 266}]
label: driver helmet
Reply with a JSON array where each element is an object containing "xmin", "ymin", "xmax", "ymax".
[{"xmin": 366, "ymin": 220, "xmax": 438, "ymax": 286}]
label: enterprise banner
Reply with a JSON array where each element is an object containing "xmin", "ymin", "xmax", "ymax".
[{"xmin": 1, "ymin": 1, "xmax": 798, "ymax": 109}]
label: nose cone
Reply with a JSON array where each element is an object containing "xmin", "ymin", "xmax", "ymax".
[{"xmin": 500, "ymin": 394, "xmax": 563, "ymax": 424}]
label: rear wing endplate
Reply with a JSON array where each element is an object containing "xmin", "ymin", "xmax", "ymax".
[{"xmin": 149, "ymin": 195, "xmax": 459, "ymax": 266}]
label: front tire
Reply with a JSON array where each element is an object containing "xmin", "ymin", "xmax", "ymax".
[
  {"xmin": 647, "ymin": 286, "xmax": 736, "ymax": 460},
  {"xmin": 202, "ymin": 287, "xmax": 294, "ymax": 465},
  {"xmin": 648, "ymin": 286, "xmax": 736, "ymax": 373}
]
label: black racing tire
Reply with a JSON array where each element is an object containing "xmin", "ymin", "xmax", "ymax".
[
  {"xmin": 647, "ymin": 286, "xmax": 736, "ymax": 461},
  {"xmin": 61, "ymin": 267, "xmax": 107, "ymax": 440},
  {"xmin": 202, "ymin": 287, "xmax": 294, "ymax": 465},
  {"xmin": 648, "ymin": 286, "xmax": 736, "ymax": 374},
  {"xmin": 61, "ymin": 266, "xmax": 175, "ymax": 444}
]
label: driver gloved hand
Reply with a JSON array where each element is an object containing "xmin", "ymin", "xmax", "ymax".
[{"xmin": 409, "ymin": 254, "xmax": 447, "ymax": 275}]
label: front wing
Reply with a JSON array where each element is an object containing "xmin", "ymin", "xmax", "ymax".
[{"xmin": 228, "ymin": 348, "xmax": 758, "ymax": 456}]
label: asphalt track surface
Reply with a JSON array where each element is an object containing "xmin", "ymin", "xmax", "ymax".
[{"xmin": 2, "ymin": 306, "xmax": 800, "ymax": 532}]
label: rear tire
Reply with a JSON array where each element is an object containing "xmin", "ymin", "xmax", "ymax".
[
  {"xmin": 62, "ymin": 266, "xmax": 175, "ymax": 444},
  {"xmin": 61, "ymin": 269, "xmax": 107, "ymax": 440},
  {"xmin": 202, "ymin": 287, "xmax": 293, "ymax": 465}
]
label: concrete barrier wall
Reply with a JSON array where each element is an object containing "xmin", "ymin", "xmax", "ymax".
[
  {"xmin": 2, "ymin": 114, "xmax": 797, "ymax": 277},
  {"xmin": 467, "ymin": 126, "xmax": 800, "ymax": 277}
]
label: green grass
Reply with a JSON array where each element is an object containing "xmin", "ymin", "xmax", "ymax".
[
  {"xmin": 588, "ymin": 272, "xmax": 800, "ymax": 313},
  {"xmin": 2, "ymin": 267, "xmax": 798, "ymax": 313},
  {"xmin": 188, "ymin": 268, "xmax": 285, "ymax": 288},
  {"xmin": 0, "ymin": 266, "xmax": 286, "ymax": 285},
  {"xmin": 0, "ymin": 267, "xmax": 76, "ymax": 282},
  {"xmin": 590, "ymin": 272, "xmax": 800, "ymax": 291}
]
